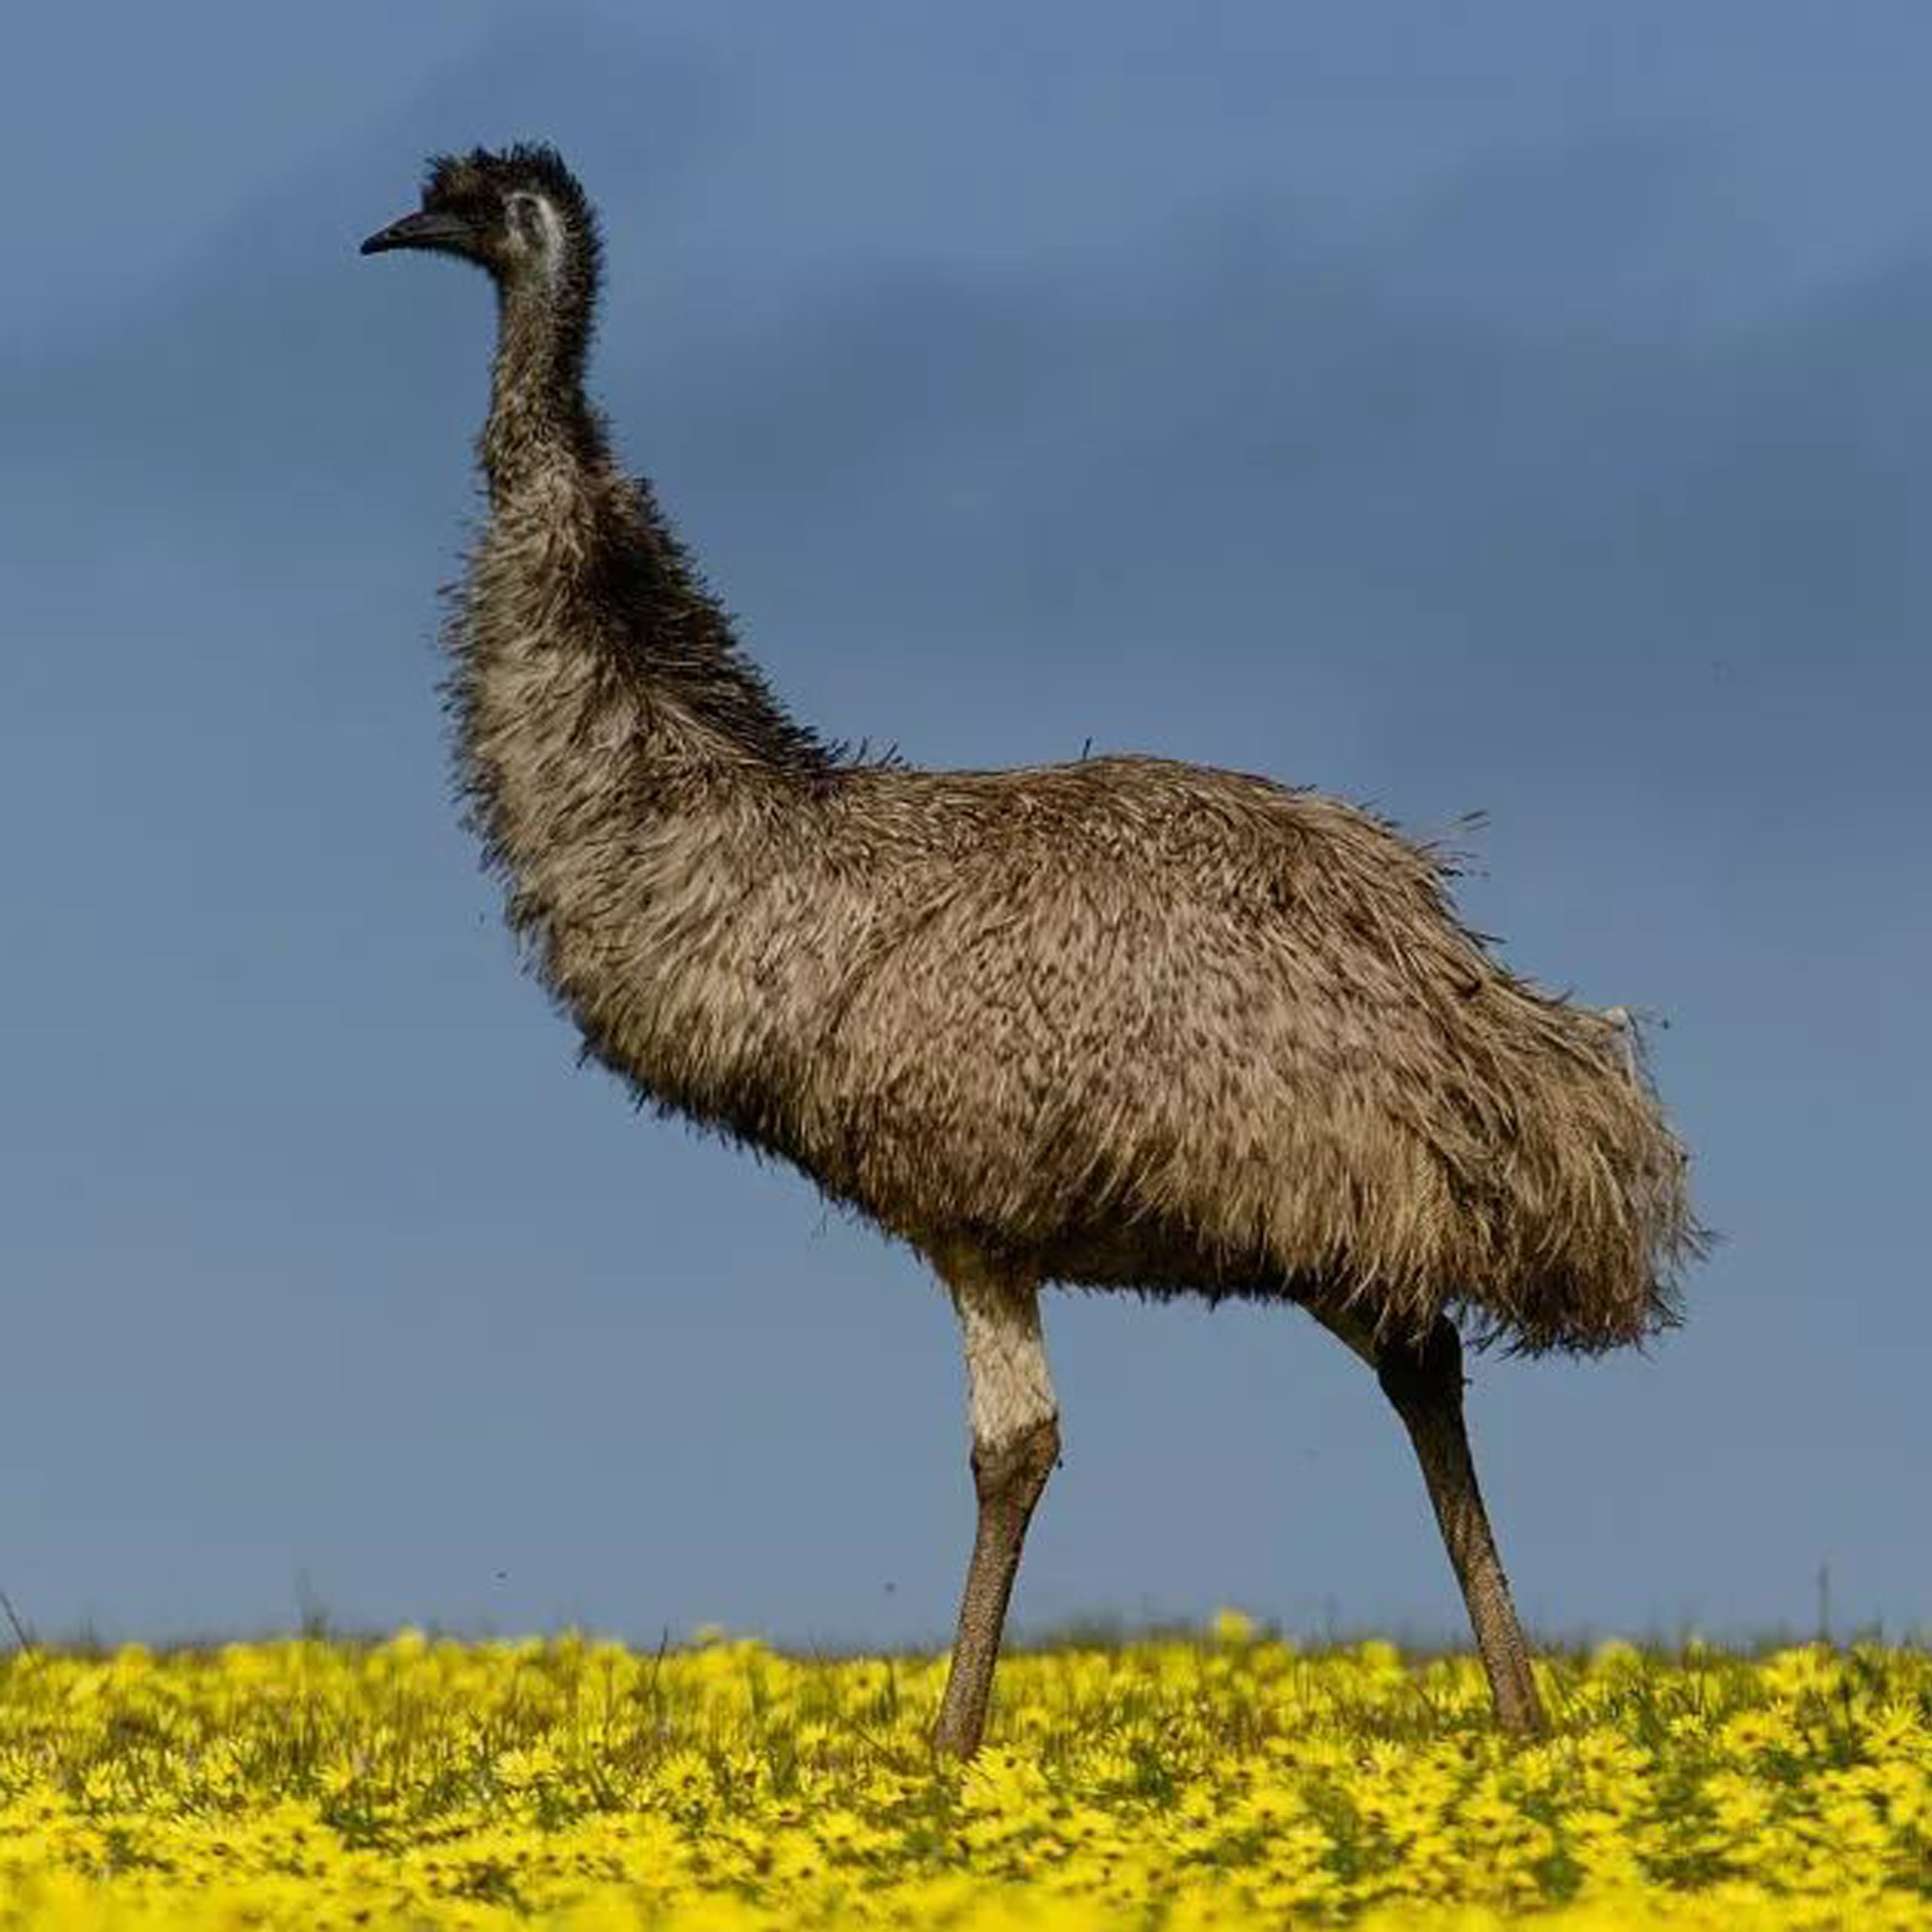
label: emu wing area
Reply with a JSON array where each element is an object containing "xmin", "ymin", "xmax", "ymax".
[{"xmin": 816, "ymin": 756, "xmax": 1690, "ymax": 1352}]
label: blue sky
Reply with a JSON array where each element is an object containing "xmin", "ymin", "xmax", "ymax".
[{"xmin": 3, "ymin": 0, "xmax": 1928, "ymax": 1650}]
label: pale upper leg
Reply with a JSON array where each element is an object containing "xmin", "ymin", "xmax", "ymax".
[
  {"xmin": 928, "ymin": 1244, "xmax": 1060, "ymax": 1758},
  {"xmin": 933, "ymin": 1246, "xmax": 1057, "ymax": 1449}
]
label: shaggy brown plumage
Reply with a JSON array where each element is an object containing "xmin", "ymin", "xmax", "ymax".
[
  {"xmin": 362, "ymin": 144, "xmax": 1701, "ymax": 1746},
  {"xmin": 373, "ymin": 145, "xmax": 1696, "ymax": 1358}
]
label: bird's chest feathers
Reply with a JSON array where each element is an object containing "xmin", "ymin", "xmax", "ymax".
[{"xmin": 460, "ymin": 606, "xmax": 789, "ymax": 1113}]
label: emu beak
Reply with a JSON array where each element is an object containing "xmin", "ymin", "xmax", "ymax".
[{"xmin": 359, "ymin": 209, "xmax": 477, "ymax": 256}]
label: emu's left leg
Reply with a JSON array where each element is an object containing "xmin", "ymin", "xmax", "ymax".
[
  {"xmin": 1315, "ymin": 1306, "xmax": 1548, "ymax": 1737},
  {"xmin": 929, "ymin": 1249, "xmax": 1060, "ymax": 1759}
]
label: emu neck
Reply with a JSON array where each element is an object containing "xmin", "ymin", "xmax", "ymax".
[
  {"xmin": 457, "ymin": 251, "xmax": 837, "ymax": 1088},
  {"xmin": 456, "ymin": 261, "xmax": 838, "ymax": 1138},
  {"xmin": 470, "ymin": 255, "xmax": 826, "ymax": 784},
  {"xmin": 481, "ymin": 273, "xmax": 597, "ymax": 499}
]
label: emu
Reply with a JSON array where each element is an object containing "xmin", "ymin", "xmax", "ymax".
[{"xmin": 361, "ymin": 144, "xmax": 1698, "ymax": 1755}]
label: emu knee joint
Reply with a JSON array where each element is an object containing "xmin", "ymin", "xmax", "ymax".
[
  {"xmin": 1376, "ymin": 1314, "xmax": 1465, "ymax": 1413},
  {"xmin": 972, "ymin": 1415, "xmax": 1060, "ymax": 1512}
]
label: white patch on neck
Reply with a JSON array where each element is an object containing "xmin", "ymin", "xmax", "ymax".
[
  {"xmin": 511, "ymin": 191, "xmax": 570, "ymax": 291},
  {"xmin": 532, "ymin": 195, "xmax": 568, "ymax": 286}
]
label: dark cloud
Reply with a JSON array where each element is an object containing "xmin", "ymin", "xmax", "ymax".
[{"xmin": 21, "ymin": 97, "xmax": 1925, "ymax": 794}]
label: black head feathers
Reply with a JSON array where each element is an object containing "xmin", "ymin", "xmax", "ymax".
[
  {"xmin": 421, "ymin": 142, "xmax": 594, "ymax": 229},
  {"xmin": 363, "ymin": 141, "xmax": 602, "ymax": 299}
]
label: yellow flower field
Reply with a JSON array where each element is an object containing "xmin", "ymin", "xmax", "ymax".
[{"xmin": 0, "ymin": 1623, "xmax": 1925, "ymax": 1930}]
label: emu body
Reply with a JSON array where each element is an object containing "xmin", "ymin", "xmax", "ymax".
[{"xmin": 364, "ymin": 145, "xmax": 1699, "ymax": 1754}]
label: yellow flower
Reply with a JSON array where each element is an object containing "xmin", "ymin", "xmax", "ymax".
[
  {"xmin": 1209, "ymin": 1606, "xmax": 1255, "ymax": 1644},
  {"xmin": 0, "ymin": 1628, "xmax": 1925, "ymax": 1928}
]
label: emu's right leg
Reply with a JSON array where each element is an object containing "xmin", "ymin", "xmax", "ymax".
[
  {"xmin": 930, "ymin": 1250, "xmax": 1060, "ymax": 1759},
  {"xmin": 1313, "ymin": 1305, "xmax": 1548, "ymax": 1738}
]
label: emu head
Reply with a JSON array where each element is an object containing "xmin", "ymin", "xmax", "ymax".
[{"xmin": 360, "ymin": 142, "xmax": 598, "ymax": 301}]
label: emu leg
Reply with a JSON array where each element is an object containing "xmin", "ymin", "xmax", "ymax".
[
  {"xmin": 931, "ymin": 1254, "xmax": 1059, "ymax": 1758},
  {"xmin": 1377, "ymin": 1316, "xmax": 1548, "ymax": 1737}
]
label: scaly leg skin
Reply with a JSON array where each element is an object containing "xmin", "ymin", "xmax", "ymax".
[
  {"xmin": 930, "ymin": 1252, "xmax": 1060, "ymax": 1758},
  {"xmin": 1376, "ymin": 1316, "xmax": 1549, "ymax": 1737}
]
